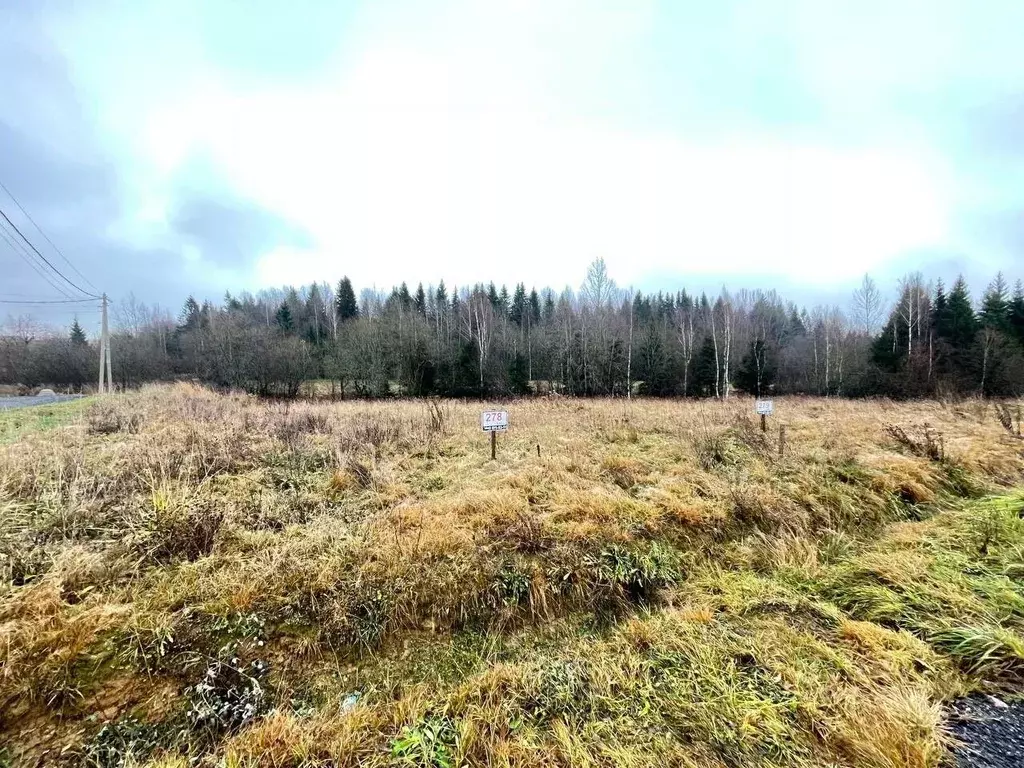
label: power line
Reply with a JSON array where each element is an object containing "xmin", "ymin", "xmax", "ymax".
[
  {"xmin": 0, "ymin": 203, "xmax": 99, "ymax": 298},
  {"xmin": 0, "ymin": 298, "xmax": 100, "ymax": 305},
  {"xmin": 0, "ymin": 178, "xmax": 100, "ymax": 294},
  {"xmin": 0, "ymin": 222, "xmax": 76, "ymax": 298}
]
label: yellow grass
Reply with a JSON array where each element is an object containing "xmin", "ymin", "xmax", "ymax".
[{"xmin": 1, "ymin": 383, "xmax": 1022, "ymax": 766}]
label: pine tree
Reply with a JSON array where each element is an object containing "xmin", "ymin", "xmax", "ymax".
[
  {"xmin": 336, "ymin": 277, "xmax": 359, "ymax": 322},
  {"xmin": 414, "ymin": 283, "xmax": 427, "ymax": 316},
  {"xmin": 528, "ymin": 289, "xmax": 541, "ymax": 324},
  {"xmin": 70, "ymin": 319, "xmax": 87, "ymax": 346},
  {"xmin": 980, "ymin": 272, "xmax": 1011, "ymax": 332},
  {"xmin": 275, "ymin": 302, "xmax": 294, "ymax": 332},
  {"xmin": 542, "ymin": 291, "xmax": 555, "ymax": 322},
  {"xmin": 942, "ymin": 276, "xmax": 977, "ymax": 347},
  {"xmin": 931, "ymin": 280, "xmax": 948, "ymax": 334},
  {"xmin": 510, "ymin": 283, "xmax": 527, "ymax": 325},
  {"xmin": 507, "ymin": 353, "xmax": 529, "ymax": 394},
  {"xmin": 693, "ymin": 336, "xmax": 719, "ymax": 397},
  {"xmin": 1009, "ymin": 280, "xmax": 1024, "ymax": 347},
  {"xmin": 179, "ymin": 296, "xmax": 202, "ymax": 330}
]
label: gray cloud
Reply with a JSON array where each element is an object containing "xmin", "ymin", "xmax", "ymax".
[
  {"xmin": 0, "ymin": 4, "xmax": 312, "ymax": 319},
  {"xmin": 169, "ymin": 194, "xmax": 312, "ymax": 270},
  {"xmin": 2, "ymin": 0, "xmax": 1023, "ymax": 328}
]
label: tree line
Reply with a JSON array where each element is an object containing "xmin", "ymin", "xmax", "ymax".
[{"xmin": 2, "ymin": 260, "xmax": 1023, "ymax": 398}]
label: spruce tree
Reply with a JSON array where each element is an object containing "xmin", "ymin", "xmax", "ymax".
[
  {"xmin": 510, "ymin": 283, "xmax": 527, "ymax": 325},
  {"xmin": 542, "ymin": 291, "xmax": 555, "ymax": 322},
  {"xmin": 397, "ymin": 282, "xmax": 412, "ymax": 311},
  {"xmin": 941, "ymin": 276, "xmax": 977, "ymax": 347},
  {"xmin": 70, "ymin": 319, "xmax": 87, "ymax": 346},
  {"xmin": 528, "ymin": 289, "xmax": 541, "ymax": 324},
  {"xmin": 335, "ymin": 277, "xmax": 359, "ymax": 322},
  {"xmin": 1009, "ymin": 280, "xmax": 1024, "ymax": 347},
  {"xmin": 693, "ymin": 336, "xmax": 719, "ymax": 397},
  {"xmin": 179, "ymin": 296, "xmax": 202, "ymax": 331},
  {"xmin": 435, "ymin": 281, "xmax": 448, "ymax": 310},
  {"xmin": 275, "ymin": 302, "xmax": 294, "ymax": 332},
  {"xmin": 414, "ymin": 283, "xmax": 427, "ymax": 316},
  {"xmin": 980, "ymin": 272, "xmax": 1011, "ymax": 332}
]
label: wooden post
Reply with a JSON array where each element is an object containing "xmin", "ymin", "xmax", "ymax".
[
  {"xmin": 536, "ymin": 443, "xmax": 541, "ymax": 457},
  {"xmin": 1017, "ymin": 405, "xmax": 1022, "ymax": 437},
  {"xmin": 491, "ymin": 430, "xmax": 496, "ymax": 461},
  {"xmin": 779, "ymin": 424, "xmax": 786, "ymax": 458},
  {"xmin": 760, "ymin": 414, "xmax": 767, "ymax": 433}
]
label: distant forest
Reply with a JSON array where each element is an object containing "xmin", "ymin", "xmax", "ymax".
[{"xmin": 3, "ymin": 260, "xmax": 1023, "ymax": 398}]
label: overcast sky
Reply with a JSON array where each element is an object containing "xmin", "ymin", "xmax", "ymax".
[{"xmin": 2, "ymin": 0, "xmax": 1022, "ymax": 330}]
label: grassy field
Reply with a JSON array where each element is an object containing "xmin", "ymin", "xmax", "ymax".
[
  {"xmin": 0, "ymin": 397, "xmax": 90, "ymax": 445},
  {"xmin": 1, "ymin": 384, "xmax": 1023, "ymax": 767}
]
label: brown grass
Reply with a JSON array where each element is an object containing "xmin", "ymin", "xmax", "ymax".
[{"xmin": 1, "ymin": 384, "xmax": 1022, "ymax": 766}]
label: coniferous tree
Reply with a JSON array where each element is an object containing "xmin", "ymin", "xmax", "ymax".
[
  {"xmin": 979, "ymin": 272, "xmax": 1011, "ymax": 332},
  {"xmin": 499, "ymin": 285, "xmax": 511, "ymax": 317},
  {"xmin": 510, "ymin": 283, "xmax": 527, "ymax": 325},
  {"xmin": 275, "ymin": 302, "xmax": 294, "ymax": 332},
  {"xmin": 414, "ymin": 283, "xmax": 427, "ymax": 316},
  {"xmin": 1009, "ymin": 281, "xmax": 1024, "ymax": 347},
  {"xmin": 179, "ymin": 296, "xmax": 202, "ymax": 331},
  {"xmin": 335, "ymin": 277, "xmax": 359, "ymax": 322},
  {"xmin": 942, "ymin": 276, "xmax": 977, "ymax": 349},
  {"xmin": 528, "ymin": 289, "xmax": 541, "ymax": 324},
  {"xmin": 70, "ymin": 319, "xmax": 87, "ymax": 346},
  {"xmin": 693, "ymin": 336, "xmax": 719, "ymax": 397}
]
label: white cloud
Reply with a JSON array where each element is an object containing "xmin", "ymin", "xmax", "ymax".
[
  {"xmin": 53, "ymin": 0, "xmax": 961, "ymax": 294},
  {"xmin": 148, "ymin": 70, "xmax": 951, "ymax": 292}
]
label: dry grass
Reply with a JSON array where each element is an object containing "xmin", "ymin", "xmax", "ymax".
[{"xmin": 1, "ymin": 383, "xmax": 1023, "ymax": 766}]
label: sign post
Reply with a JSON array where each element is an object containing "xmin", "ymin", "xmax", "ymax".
[
  {"xmin": 481, "ymin": 409, "xmax": 509, "ymax": 460},
  {"xmin": 755, "ymin": 399, "xmax": 774, "ymax": 433}
]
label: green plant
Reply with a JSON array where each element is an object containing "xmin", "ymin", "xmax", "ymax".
[
  {"xmin": 84, "ymin": 718, "xmax": 166, "ymax": 768},
  {"xmin": 390, "ymin": 716, "xmax": 459, "ymax": 767},
  {"xmin": 186, "ymin": 652, "xmax": 270, "ymax": 735}
]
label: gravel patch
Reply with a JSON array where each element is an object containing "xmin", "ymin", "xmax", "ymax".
[{"xmin": 948, "ymin": 695, "xmax": 1024, "ymax": 768}]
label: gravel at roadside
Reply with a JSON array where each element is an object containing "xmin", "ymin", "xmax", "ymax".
[{"xmin": 948, "ymin": 695, "xmax": 1024, "ymax": 768}]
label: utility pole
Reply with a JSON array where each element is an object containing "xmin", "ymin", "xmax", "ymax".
[{"xmin": 98, "ymin": 293, "xmax": 111, "ymax": 394}]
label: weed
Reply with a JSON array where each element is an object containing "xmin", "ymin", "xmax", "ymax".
[
  {"xmin": 492, "ymin": 566, "xmax": 532, "ymax": 608},
  {"xmin": 186, "ymin": 652, "xmax": 270, "ymax": 735},
  {"xmin": 87, "ymin": 399, "xmax": 143, "ymax": 435},
  {"xmin": 390, "ymin": 716, "xmax": 460, "ymax": 767},
  {"xmin": 884, "ymin": 423, "xmax": 943, "ymax": 461},
  {"xmin": 84, "ymin": 717, "xmax": 167, "ymax": 768}
]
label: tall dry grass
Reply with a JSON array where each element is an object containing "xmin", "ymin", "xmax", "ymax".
[{"xmin": 1, "ymin": 383, "xmax": 1022, "ymax": 766}]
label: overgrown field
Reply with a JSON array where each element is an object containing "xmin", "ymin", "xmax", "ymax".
[{"xmin": 2, "ymin": 385, "xmax": 1024, "ymax": 767}]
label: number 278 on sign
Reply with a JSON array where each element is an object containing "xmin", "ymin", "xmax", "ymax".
[{"xmin": 481, "ymin": 410, "xmax": 509, "ymax": 431}]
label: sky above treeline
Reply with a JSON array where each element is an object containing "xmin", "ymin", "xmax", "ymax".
[{"xmin": 2, "ymin": 0, "xmax": 1023, "ymax": 332}]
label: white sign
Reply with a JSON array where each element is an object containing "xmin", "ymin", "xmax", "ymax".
[
  {"xmin": 755, "ymin": 399, "xmax": 774, "ymax": 416},
  {"xmin": 481, "ymin": 410, "xmax": 509, "ymax": 432}
]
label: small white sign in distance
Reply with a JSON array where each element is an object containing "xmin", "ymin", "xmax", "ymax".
[
  {"xmin": 755, "ymin": 399, "xmax": 774, "ymax": 416},
  {"xmin": 481, "ymin": 410, "xmax": 509, "ymax": 432}
]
